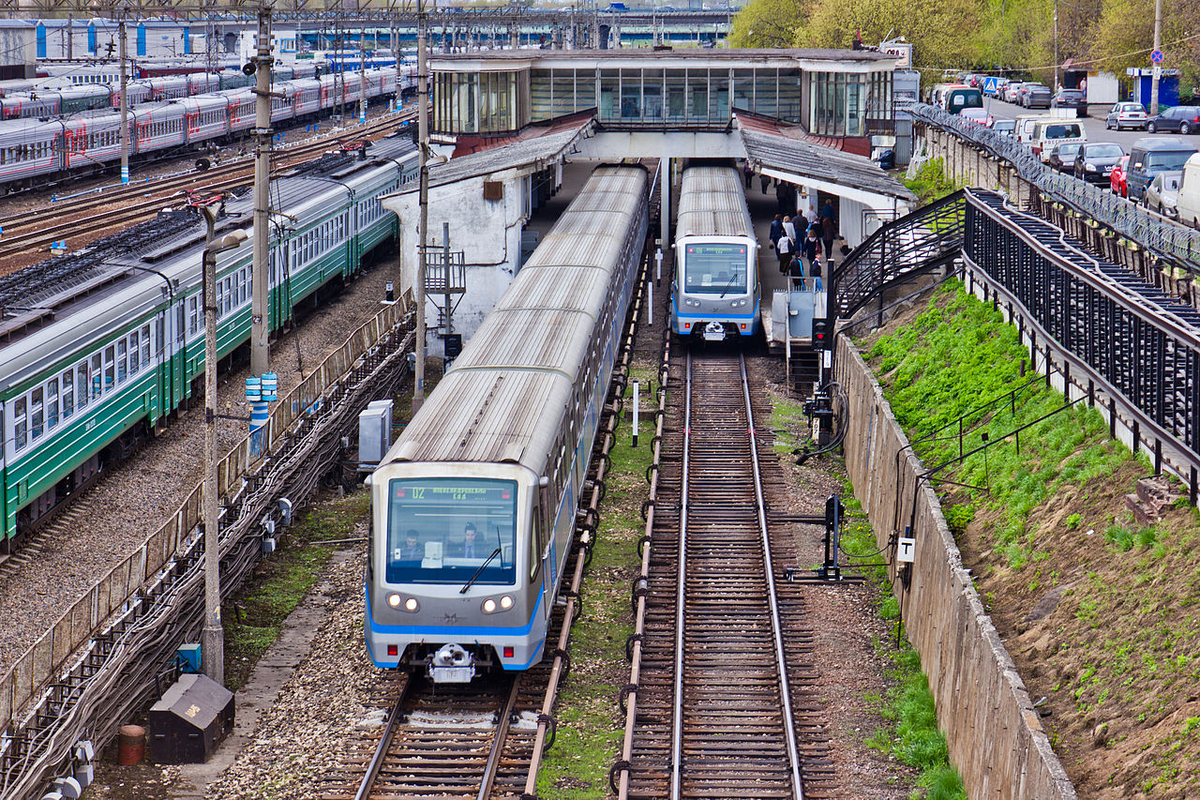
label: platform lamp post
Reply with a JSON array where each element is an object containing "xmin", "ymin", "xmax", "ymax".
[{"xmin": 201, "ymin": 211, "xmax": 248, "ymax": 686}]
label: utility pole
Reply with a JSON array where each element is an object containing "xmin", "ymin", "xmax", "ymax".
[
  {"xmin": 1150, "ymin": 0, "xmax": 1163, "ymax": 115},
  {"xmin": 251, "ymin": 5, "xmax": 273, "ymax": 453},
  {"xmin": 201, "ymin": 210, "xmax": 248, "ymax": 686},
  {"xmin": 360, "ymin": 38, "xmax": 367, "ymax": 124},
  {"xmin": 119, "ymin": 18, "xmax": 129, "ymax": 185},
  {"xmin": 1052, "ymin": 0, "xmax": 1059, "ymax": 92},
  {"xmin": 413, "ymin": 0, "xmax": 429, "ymax": 414}
]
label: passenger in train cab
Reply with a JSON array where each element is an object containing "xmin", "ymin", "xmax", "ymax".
[{"xmin": 457, "ymin": 522, "xmax": 479, "ymax": 559}]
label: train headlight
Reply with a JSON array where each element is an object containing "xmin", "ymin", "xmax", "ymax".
[
  {"xmin": 404, "ymin": 597, "xmax": 419, "ymax": 612},
  {"xmin": 481, "ymin": 595, "xmax": 515, "ymax": 614},
  {"xmin": 482, "ymin": 598, "xmax": 497, "ymax": 614},
  {"xmin": 387, "ymin": 593, "xmax": 419, "ymax": 612},
  {"xmin": 730, "ymin": 298, "xmax": 746, "ymax": 308},
  {"xmin": 387, "ymin": 593, "xmax": 402, "ymax": 608},
  {"xmin": 684, "ymin": 298, "xmax": 701, "ymax": 308},
  {"xmin": 499, "ymin": 595, "xmax": 514, "ymax": 610}
]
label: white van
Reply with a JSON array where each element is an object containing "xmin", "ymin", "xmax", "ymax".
[
  {"xmin": 1029, "ymin": 119, "xmax": 1087, "ymax": 162},
  {"xmin": 1175, "ymin": 152, "xmax": 1200, "ymax": 229},
  {"xmin": 1015, "ymin": 114, "xmax": 1053, "ymax": 144}
]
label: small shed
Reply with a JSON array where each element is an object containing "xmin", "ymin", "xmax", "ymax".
[{"xmin": 148, "ymin": 673, "xmax": 234, "ymax": 764}]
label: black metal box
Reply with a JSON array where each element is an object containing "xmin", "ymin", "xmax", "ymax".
[{"xmin": 148, "ymin": 673, "xmax": 234, "ymax": 764}]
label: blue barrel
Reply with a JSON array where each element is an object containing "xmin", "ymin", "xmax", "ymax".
[
  {"xmin": 245, "ymin": 376, "xmax": 262, "ymax": 402},
  {"xmin": 250, "ymin": 402, "xmax": 269, "ymax": 433},
  {"xmin": 261, "ymin": 372, "xmax": 278, "ymax": 402}
]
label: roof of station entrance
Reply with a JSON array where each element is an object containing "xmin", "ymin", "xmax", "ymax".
[
  {"xmin": 737, "ymin": 113, "xmax": 915, "ymax": 205},
  {"xmin": 430, "ymin": 48, "xmax": 896, "ymax": 69}
]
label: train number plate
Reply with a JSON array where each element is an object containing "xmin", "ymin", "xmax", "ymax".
[{"xmin": 429, "ymin": 665, "xmax": 475, "ymax": 684}]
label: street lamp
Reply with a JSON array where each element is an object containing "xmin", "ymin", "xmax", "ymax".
[{"xmin": 200, "ymin": 209, "xmax": 249, "ymax": 685}]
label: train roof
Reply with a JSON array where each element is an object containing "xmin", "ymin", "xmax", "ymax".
[
  {"xmin": 675, "ymin": 166, "xmax": 754, "ymax": 240},
  {"xmin": 382, "ymin": 164, "xmax": 649, "ymax": 472}
]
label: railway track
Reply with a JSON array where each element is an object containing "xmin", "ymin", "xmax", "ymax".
[
  {"xmin": 332, "ymin": 673, "xmax": 537, "ymax": 800},
  {"xmin": 621, "ymin": 348, "xmax": 833, "ymax": 800},
  {"xmin": 0, "ymin": 108, "xmax": 415, "ymax": 269}
]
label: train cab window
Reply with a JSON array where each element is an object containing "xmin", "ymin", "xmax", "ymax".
[
  {"xmin": 682, "ymin": 243, "xmax": 749, "ymax": 295},
  {"xmin": 30, "ymin": 388, "xmax": 43, "ymax": 441},
  {"xmin": 13, "ymin": 398, "xmax": 26, "ymax": 450},
  {"xmin": 384, "ymin": 477, "xmax": 518, "ymax": 586},
  {"xmin": 61, "ymin": 371, "xmax": 74, "ymax": 420},
  {"xmin": 46, "ymin": 380, "xmax": 58, "ymax": 430}
]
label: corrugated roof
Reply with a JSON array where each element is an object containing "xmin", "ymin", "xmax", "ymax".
[{"xmin": 738, "ymin": 113, "xmax": 916, "ymax": 203}]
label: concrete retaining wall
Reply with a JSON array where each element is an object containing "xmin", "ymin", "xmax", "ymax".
[{"xmin": 835, "ymin": 338, "xmax": 1077, "ymax": 800}]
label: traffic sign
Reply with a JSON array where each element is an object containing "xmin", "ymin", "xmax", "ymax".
[
  {"xmin": 1151, "ymin": 49, "xmax": 1164, "ymax": 63},
  {"xmin": 983, "ymin": 76, "xmax": 999, "ymax": 95}
]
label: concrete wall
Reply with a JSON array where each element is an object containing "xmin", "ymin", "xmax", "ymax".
[
  {"xmin": 382, "ymin": 168, "xmax": 532, "ymax": 356},
  {"xmin": 835, "ymin": 339, "xmax": 1078, "ymax": 800}
]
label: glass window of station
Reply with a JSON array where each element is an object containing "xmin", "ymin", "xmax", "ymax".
[{"xmin": 431, "ymin": 54, "xmax": 894, "ymax": 136}]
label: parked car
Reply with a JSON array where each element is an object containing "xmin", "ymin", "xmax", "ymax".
[
  {"xmin": 1029, "ymin": 119, "xmax": 1086, "ymax": 161},
  {"xmin": 1047, "ymin": 142, "xmax": 1083, "ymax": 171},
  {"xmin": 1126, "ymin": 137, "xmax": 1198, "ymax": 201},
  {"xmin": 1111, "ymin": 154, "xmax": 1130, "ymax": 196},
  {"xmin": 960, "ymin": 107, "xmax": 992, "ymax": 126},
  {"xmin": 1022, "ymin": 84, "xmax": 1053, "ymax": 109},
  {"xmin": 1146, "ymin": 105, "xmax": 1200, "ymax": 134},
  {"xmin": 1051, "ymin": 88, "xmax": 1087, "ymax": 116},
  {"xmin": 1143, "ymin": 169, "xmax": 1182, "ymax": 218},
  {"xmin": 1105, "ymin": 102, "xmax": 1148, "ymax": 131},
  {"xmin": 1175, "ymin": 153, "xmax": 1200, "ymax": 228},
  {"xmin": 1072, "ymin": 142, "xmax": 1125, "ymax": 183},
  {"xmin": 990, "ymin": 118, "xmax": 1016, "ymax": 137},
  {"xmin": 1003, "ymin": 81, "xmax": 1028, "ymax": 103},
  {"xmin": 983, "ymin": 77, "xmax": 1008, "ymax": 97}
]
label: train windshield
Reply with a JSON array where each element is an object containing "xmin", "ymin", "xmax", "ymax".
[
  {"xmin": 385, "ymin": 477, "xmax": 518, "ymax": 585},
  {"xmin": 683, "ymin": 243, "xmax": 749, "ymax": 294}
]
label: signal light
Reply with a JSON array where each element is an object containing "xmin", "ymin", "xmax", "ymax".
[
  {"xmin": 812, "ymin": 319, "xmax": 829, "ymax": 348},
  {"xmin": 387, "ymin": 644, "xmax": 398, "ymax": 656},
  {"xmin": 503, "ymin": 646, "xmax": 514, "ymax": 658}
]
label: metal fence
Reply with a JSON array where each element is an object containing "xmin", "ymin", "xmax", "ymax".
[
  {"xmin": 908, "ymin": 102, "xmax": 1200, "ymax": 273},
  {"xmin": 0, "ymin": 291, "xmax": 412, "ymax": 741}
]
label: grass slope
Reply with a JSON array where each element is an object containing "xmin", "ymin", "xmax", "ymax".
[{"xmin": 860, "ymin": 282, "xmax": 1200, "ymax": 797}]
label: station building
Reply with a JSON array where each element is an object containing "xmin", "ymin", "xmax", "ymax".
[{"xmin": 384, "ymin": 48, "xmax": 915, "ymax": 351}]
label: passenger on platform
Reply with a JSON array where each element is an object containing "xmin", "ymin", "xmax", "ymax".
[
  {"xmin": 769, "ymin": 214, "xmax": 784, "ymax": 250},
  {"xmin": 821, "ymin": 209, "xmax": 837, "ymax": 261},
  {"xmin": 761, "ymin": 173, "xmax": 770, "ymax": 194},
  {"xmin": 776, "ymin": 231, "xmax": 793, "ymax": 274},
  {"xmin": 788, "ymin": 254, "xmax": 806, "ymax": 288},
  {"xmin": 801, "ymin": 230, "xmax": 821, "ymax": 284},
  {"xmin": 809, "ymin": 256, "xmax": 824, "ymax": 292},
  {"xmin": 743, "ymin": 161, "xmax": 754, "ymax": 189},
  {"xmin": 775, "ymin": 181, "xmax": 789, "ymax": 215},
  {"xmin": 782, "ymin": 216, "xmax": 797, "ymax": 248}
]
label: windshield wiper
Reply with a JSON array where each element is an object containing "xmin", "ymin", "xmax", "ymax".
[
  {"xmin": 459, "ymin": 547, "xmax": 502, "ymax": 594},
  {"xmin": 719, "ymin": 274, "xmax": 743, "ymax": 298}
]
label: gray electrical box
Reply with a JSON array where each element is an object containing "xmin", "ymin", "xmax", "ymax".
[{"xmin": 359, "ymin": 399, "xmax": 394, "ymax": 467}]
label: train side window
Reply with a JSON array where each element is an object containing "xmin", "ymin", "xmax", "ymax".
[
  {"xmin": 13, "ymin": 398, "xmax": 26, "ymax": 450},
  {"xmin": 62, "ymin": 371, "xmax": 74, "ymax": 420},
  {"xmin": 91, "ymin": 354, "xmax": 102, "ymax": 398},
  {"xmin": 46, "ymin": 379, "xmax": 58, "ymax": 430},
  {"xmin": 128, "ymin": 332, "xmax": 139, "ymax": 376},
  {"xmin": 103, "ymin": 346, "xmax": 115, "ymax": 393},
  {"xmin": 77, "ymin": 364, "xmax": 89, "ymax": 409},
  {"xmin": 117, "ymin": 340, "xmax": 127, "ymax": 384},
  {"xmin": 30, "ymin": 388, "xmax": 43, "ymax": 441},
  {"xmin": 189, "ymin": 296, "xmax": 198, "ymax": 335},
  {"xmin": 141, "ymin": 324, "xmax": 151, "ymax": 366}
]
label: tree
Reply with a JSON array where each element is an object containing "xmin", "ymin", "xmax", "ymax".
[
  {"xmin": 793, "ymin": 0, "xmax": 980, "ymax": 72},
  {"xmin": 728, "ymin": 0, "xmax": 809, "ymax": 49}
]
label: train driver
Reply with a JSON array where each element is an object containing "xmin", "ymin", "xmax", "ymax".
[{"xmin": 398, "ymin": 529, "xmax": 422, "ymax": 562}]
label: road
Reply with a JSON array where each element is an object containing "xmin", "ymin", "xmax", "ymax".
[{"xmin": 982, "ymin": 96, "xmax": 1194, "ymax": 155}]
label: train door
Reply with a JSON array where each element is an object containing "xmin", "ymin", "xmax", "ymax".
[{"xmin": 532, "ymin": 493, "xmax": 552, "ymax": 626}]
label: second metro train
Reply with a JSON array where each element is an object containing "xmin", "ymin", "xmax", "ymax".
[{"xmin": 670, "ymin": 163, "xmax": 760, "ymax": 341}]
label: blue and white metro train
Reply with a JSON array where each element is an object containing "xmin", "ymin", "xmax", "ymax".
[
  {"xmin": 669, "ymin": 164, "xmax": 760, "ymax": 341},
  {"xmin": 365, "ymin": 164, "xmax": 650, "ymax": 682}
]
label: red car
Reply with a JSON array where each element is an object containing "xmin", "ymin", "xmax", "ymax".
[{"xmin": 1111, "ymin": 154, "xmax": 1130, "ymax": 197}]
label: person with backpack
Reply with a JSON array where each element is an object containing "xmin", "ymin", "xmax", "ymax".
[{"xmin": 775, "ymin": 230, "xmax": 793, "ymax": 274}]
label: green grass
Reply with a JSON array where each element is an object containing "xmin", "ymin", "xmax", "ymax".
[
  {"xmin": 223, "ymin": 491, "xmax": 370, "ymax": 691},
  {"xmin": 864, "ymin": 283, "xmax": 1132, "ymax": 570},
  {"xmin": 836, "ymin": 493, "xmax": 966, "ymax": 799},
  {"xmin": 536, "ymin": 363, "xmax": 656, "ymax": 798},
  {"xmin": 904, "ymin": 158, "xmax": 961, "ymax": 206}
]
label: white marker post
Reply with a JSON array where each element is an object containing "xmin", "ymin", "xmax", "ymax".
[
  {"xmin": 647, "ymin": 281, "xmax": 653, "ymax": 326},
  {"xmin": 632, "ymin": 381, "xmax": 640, "ymax": 448},
  {"xmin": 655, "ymin": 247, "xmax": 663, "ymax": 284}
]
